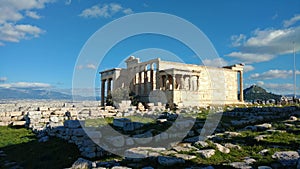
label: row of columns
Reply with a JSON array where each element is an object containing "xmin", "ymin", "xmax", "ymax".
[
  {"xmin": 131, "ymin": 72, "xmax": 202, "ymax": 95},
  {"xmin": 100, "ymin": 69, "xmax": 244, "ymax": 106},
  {"xmin": 101, "ymin": 78, "xmax": 112, "ymax": 106},
  {"xmin": 159, "ymin": 74, "xmax": 200, "ymax": 91},
  {"xmin": 131, "ymin": 67, "xmax": 157, "ymax": 95}
]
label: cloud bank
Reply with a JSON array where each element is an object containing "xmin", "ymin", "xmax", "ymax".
[
  {"xmin": 79, "ymin": 3, "xmax": 133, "ymax": 18},
  {"xmin": 0, "ymin": 0, "xmax": 54, "ymax": 45},
  {"xmin": 227, "ymin": 14, "xmax": 300, "ymax": 64}
]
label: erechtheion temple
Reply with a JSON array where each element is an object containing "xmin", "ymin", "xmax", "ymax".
[{"xmin": 100, "ymin": 56, "xmax": 244, "ymax": 107}]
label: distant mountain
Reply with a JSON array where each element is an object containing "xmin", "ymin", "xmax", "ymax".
[
  {"xmin": 0, "ymin": 88, "xmax": 97, "ymax": 100},
  {"xmin": 243, "ymin": 85, "xmax": 281, "ymax": 101},
  {"xmin": 285, "ymin": 94, "xmax": 300, "ymax": 98}
]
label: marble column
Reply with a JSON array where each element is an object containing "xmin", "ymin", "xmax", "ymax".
[
  {"xmin": 101, "ymin": 79, "xmax": 106, "ymax": 106},
  {"xmin": 180, "ymin": 75, "xmax": 184, "ymax": 89},
  {"xmin": 144, "ymin": 69, "xmax": 148, "ymax": 95},
  {"xmin": 167, "ymin": 75, "xmax": 172, "ymax": 90},
  {"xmin": 239, "ymin": 71, "xmax": 244, "ymax": 102},
  {"xmin": 138, "ymin": 71, "xmax": 142, "ymax": 95},
  {"xmin": 107, "ymin": 78, "xmax": 112, "ymax": 96},
  {"xmin": 197, "ymin": 76, "xmax": 200, "ymax": 91},
  {"xmin": 156, "ymin": 71, "xmax": 160, "ymax": 90},
  {"xmin": 135, "ymin": 73, "xmax": 139, "ymax": 94},
  {"xmin": 150, "ymin": 65, "xmax": 155, "ymax": 90},
  {"xmin": 132, "ymin": 73, "xmax": 136, "ymax": 94},
  {"xmin": 162, "ymin": 75, "xmax": 166, "ymax": 90},
  {"xmin": 172, "ymin": 75, "xmax": 176, "ymax": 90},
  {"xmin": 189, "ymin": 75, "xmax": 193, "ymax": 91}
]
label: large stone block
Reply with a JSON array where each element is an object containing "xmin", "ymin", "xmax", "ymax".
[
  {"xmin": 84, "ymin": 146, "xmax": 96, "ymax": 152},
  {"xmin": 71, "ymin": 158, "xmax": 92, "ymax": 168},
  {"xmin": 12, "ymin": 121, "xmax": 26, "ymax": 126},
  {"xmin": 123, "ymin": 122, "xmax": 144, "ymax": 132},
  {"xmin": 133, "ymin": 131, "xmax": 153, "ymax": 145},
  {"xmin": 272, "ymin": 151, "xmax": 299, "ymax": 167},
  {"xmin": 90, "ymin": 110, "xmax": 102, "ymax": 117},
  {"xmin": 0, "ymin": 122, "xmax": 8, "ymax": 126},
  {"xmin": 105, "ymin": 136, "xmax": 125, "ymax": 147},
  {"xmin": 69, "ymin": 111, "xmax": 78, "ymax": 117},
  {"xmin": 38, "ymin": 107, "xmax": 49, "ymax": 111},
  {"xmin": 113, "ymin": 118, "xmax": 130, "ymax": 128},
  {"xmin": 27, "ymin": 111, "xmax": 41, "ymax": 116},
  {"xmin": 157, "ymin": 156, "xmax": 185, "ymax": 166},
  {"xmin": 72, "ymin": 128, "xmax": 86, "ymax": 136},
  {"xmin": 86, "ymin": 131, "xmax": 102, "ymax": 139},
  {"xmin": 9, "ymin": 111, "xmax": 23, "ymax": 117},
  {"xmin": 53, "ymin": 110, "xmax": 65, "ymax": 116},
  {"xmin": 125, "ymin": 147, "xmax": 151, "ymax": 158},
  {"xmin": 50, "ymin": 116, "xmax": 59, "ymax": 123},
  {"xmin": 42, "ymin": 111, "xmax": 51, "ymax": 117},
  {"xmin": 197, "ymin": 149, "xmax": 215, "ymax": 158},
  {"xmin": 214, "ymin": 143, "xmax": 230, "ymax": 154},
  {"xmin": 0, "ymin": 116, "xmax": 11, "ymax": 122},
  {"xmin": 64, "ymin": 120, "xmax": 81, "ymax": 128}
]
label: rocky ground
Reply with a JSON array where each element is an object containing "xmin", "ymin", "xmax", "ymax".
[
  {"xmin": 68, "ymin": 105, "xmax": 300, "ymax": 169},
  {"xmin": 0, "ymin": 102, "xmax": 300, "ymax": 169}
]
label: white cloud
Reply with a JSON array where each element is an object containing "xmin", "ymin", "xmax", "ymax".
[
  {"xmin": 86, "ymin": 64, "xmax": 97, "ymax": 70},
  {"xmin": 123, "ymin": 8, "xmax": 133, "ymax": 15},
  {"xmin": 228, "ymin": 14, "xmax": 300, "ymax": 63},
  {"xmin": 77, "ymin": 65, "xmax": 84, "ymax": 70},
  {"xmin": 243, "ymin": 27, "xmax": 300, "ymax": 55},
  {"xmin": 203, "ymin": 58, "xmax": 254, "ymax": 72},
  {"xmin": 202, "ymin": 58, "xmax": 228, "ymax": 67},
  {"xmin": 0, "ymin": 6, "xmax": 23, "ymax": 24},
  {"xmin": 0, "ymin": 82, "xmax": 51, "ymax": 89},
  {"xmin": 254, "ymin": 81, "xmax": 297, "ymax": 95},
  {"xmin": 25, "ymin": 11, "xmax": 41, "ymax": 19},
  {"xmin": 256, "ymin": 81, "xmax": 264, "ymax": 86},
  {"xmin": 243, "ymin": 65, "xmax": 255, "ymax": 72},
  {"xmin": 79, "ymin": 3, "xmax": 133, "ymax": 18},
  {"xmin": 110, "ymin": 3, "xmax": 122, "ymax": 13},
  {"xmin": 0, "ymin": 0, "xmax": 53, "ymax": 23},
  {"xmin": 79, "ymin": 5, "xmax": 109, "ymax": 18},
  {"xmin": 284, "ymin": 14, "xmax": 300, "ymax": 27},
  {"xmin": 0, "ymin": 77, "xmax": 7, "ymax": 82},
  {"xmin": 226, "ymin": 52, "xmax": 275, "ymax": 64},
  {"xmin": 77, "ymin": 64, "xmax": 97, "ymax": 70},
  {"xmin": 249, "ymin": 69, "xmax": 300, "ymax": 80},
  {"xmin": 231, "ymin": 34, "xmax": 246, "ymax": 47},
  {"xmin": 0, "ymin": 0, "xmax": 53, "ymax": 45},
  {"xmin": 0, "ymin": 23, "xmax": 44, "ymax": 42}
]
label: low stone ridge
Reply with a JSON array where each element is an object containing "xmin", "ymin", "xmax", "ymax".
[
  {"xmin": 197, "ymin": 149, "xmax": 216, "ymax": 158},
  {"xmin": 124, "ymin": 147, "xmax": 165, "ymax": 158},
  {"xmin": 71, "ymin": 158, "xmax": 93, "ymax": 169},
  {"xmin": 214, "ymin": 143, "xmax": 230, "ymax": 154},
  {"xmin": 157, "ymin": 156, "xmax": 185, "ymax": 166},
  {"xmin": 272, "ymin": 151, "xmax": 300, "ymax": 166},
  {"xmin": 229, "ymin": 162, "xmax": 252, "ymax": 169}
]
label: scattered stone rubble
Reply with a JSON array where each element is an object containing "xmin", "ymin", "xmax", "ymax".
[{"xmin": 1, "ymin": 101, "xmax": 300, "ymax": 168}]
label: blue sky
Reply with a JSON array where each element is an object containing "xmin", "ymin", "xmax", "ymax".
[{"xmin": 0, "ymin": 0, "xmax": 300, "ymax": 95}]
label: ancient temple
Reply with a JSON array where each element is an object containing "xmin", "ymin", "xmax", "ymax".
[{"xmin": 100, "ymin": 56, "xmax": 244, "ymax": 107}]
